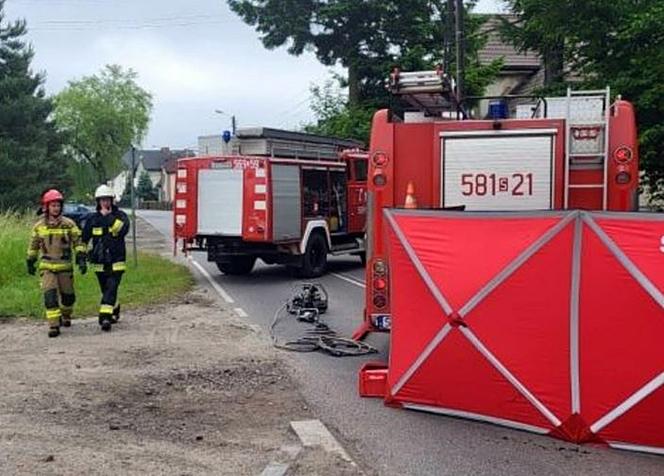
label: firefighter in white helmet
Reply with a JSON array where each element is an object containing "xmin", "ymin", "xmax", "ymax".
[{"xmin": 82, "ymin": 185, "xmax": 130, "ymax": 332}]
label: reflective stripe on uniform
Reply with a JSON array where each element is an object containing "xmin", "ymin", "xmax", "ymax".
[
  {"xmin": 27, "ymin": 249, "xmax": 39, "ymax": 258},
  {"xmin": 100, "ymin": 304, "xmax": 114, "ymax": 314},
  {"xmin": 112, "ymin": 262, "xmax": 127, "ymax": 271},
  {"xmin": 46, "ymin": 308, "xmax": 62, "ymax": 321},
  {"xmin": 92, "ymin": 227, "xmax": 104, "ymax": 236},
  {"xmin": 39, "ymin": 262, "xmax": 73, "ymax": 272},
  {"xmin": 74, "ymin": 245, "xmax": 87, "ymax": 253},
  {"xmin": 110, "ymin": 219, "xmax": 124, "ymax": 235},
  {"xmin": 36, "ymin": 226, "xmax": 71, "ymax": 238},
  {"xmin": 93, "ymin": 264, "xmax": 105, "ymax": 272}
]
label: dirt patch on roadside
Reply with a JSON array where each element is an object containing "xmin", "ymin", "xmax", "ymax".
[{"xmin": 0, "ymin": 289, "xmax": 362, "ymax": 475}]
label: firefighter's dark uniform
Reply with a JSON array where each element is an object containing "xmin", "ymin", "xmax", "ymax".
[
  {"xmin": 82, "ymin": 206, "xmax": 130, "ymax": 326},
  {"xmin": 27, "ymin": 216, "xmax": 86, "ymax": 329}
]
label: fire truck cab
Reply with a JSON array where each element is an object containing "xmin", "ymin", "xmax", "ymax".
[
  {"xmin": 355, "ymin": 69, "xmax": 640, "ymax": 339},
  {"xmin": 174, "ymin": 128, "xmax": 368, "ymax": 277}
]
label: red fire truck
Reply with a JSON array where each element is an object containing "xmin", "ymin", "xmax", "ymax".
[
  {"xmin": 174, "ymin": 127, "xmax": 368, "ymax": 277},
  {"xmin": 354, "ymin": 69, "xmax": 640, "ymax": 339}
]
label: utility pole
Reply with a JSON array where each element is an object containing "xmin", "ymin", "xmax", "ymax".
[
  {"xmin": 130, "ymin": 145, "xmax": 138, "ymax": 267},
  {"xmin": 455, "ymin": 0, "xmax": 465, "ymax": 104},
  {"xmin": 444, "ymin": 0, "xmax": 455, "ymax": 74}
]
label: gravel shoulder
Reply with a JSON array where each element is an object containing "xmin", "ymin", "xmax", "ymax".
[{"xmin": 0, "ymin": 217, "xmax": 363, "ymax": 476}]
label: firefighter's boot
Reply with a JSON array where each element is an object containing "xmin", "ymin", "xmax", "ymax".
[
  {"xmin": 60, "ymin": 291, "xmax": 75, "ymax": 328},
  {"xmin": 99, "ymin": 304, "xmax": 114, "ymax": 332},
  {"xmin": 112, "ymin": 304, "xmax": 121, "ymax": 323},
  {"xmin": 45, "ymin": 306, "xmax": 62, "ymax": 338},
  {"xmin": 99, "ymin": 314, "xmax": 112, "ymax": 332},
  {"xmin": 61, "ymin": 309, "xmax": 72, "ymax": 328}
]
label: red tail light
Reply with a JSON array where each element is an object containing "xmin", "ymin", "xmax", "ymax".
[
  {"xmin": 614, "ymin": 146, "xmax": 633, "ymax": 164},
  {"xmin": 372, "ymin": 151, "xmax": 389, "ymax": 167}
]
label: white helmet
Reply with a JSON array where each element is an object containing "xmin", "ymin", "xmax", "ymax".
[{"xmin": 95, "ymin": 184, "xmax": 115, "ymax": 200}]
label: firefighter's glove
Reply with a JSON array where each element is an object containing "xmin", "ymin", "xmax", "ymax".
[
  {"xmin": 110, "ymin": 219, "xmax": 124, "ymax": 237},
  {"xmin": 76, "ymin": 253, "xmax": 88, "ymax": 275},
  {"xmin": 26, "ymin": 258, "xmax": 37, "ymax": 276}
]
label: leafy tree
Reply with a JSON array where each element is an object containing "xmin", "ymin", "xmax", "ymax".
[
  {"xmin": 136, "ymin": 170, "xmax": 158, "ymax": 202},
  {"xmin": 0, "ymin": 0, "xmax": 68, "ymax": 209},
  {"xmin": 67, "ymin": 161, "xmax": 98, "ymax": 203},
  {"xmin": 228, "ymin": 0, "xmax": 500, "ymax": 108},
  {"xmin": 53, "ymin": 65, "xmax": 153, "ymax": 187},
  {"xmin": 304, "ymin": 81, "xmax": 374, "ymax": 143},
  {"xmin": 232, "ymin": 1, "xmax": 501, "ymax": 142},
  {"xmin": 503, "ymin": 0, "xmax": 664, "ymax": 200}
]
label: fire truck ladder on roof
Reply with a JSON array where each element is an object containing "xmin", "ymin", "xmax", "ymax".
[
  {"xmin": 563, "ymin": 87, "xmax": 611, "ymax": 210},
  {"xmin": 387, "ymin": 68, "xmax": 458, "ymax": 116}
]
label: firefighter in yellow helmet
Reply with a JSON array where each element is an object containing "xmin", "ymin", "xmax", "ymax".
[
  {"xmin": 27, "ymin": 189, "xmax": 87, "ymax": 338},
  {"xmin": 82, "ymin": 185, "xmax": 130, "ymax": 332}
]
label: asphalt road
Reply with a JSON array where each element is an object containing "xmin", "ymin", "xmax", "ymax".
[{"xmin": 139, "ymin": 210, "xmax": 664, "ymax": 476}]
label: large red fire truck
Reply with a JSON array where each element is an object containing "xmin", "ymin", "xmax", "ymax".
[
  {"xmin": 354, "ymin": 69, "xmax": 640, "ymax": 339},
  {"xmin": 174, "ymin": 127, "xmax": 368, "ymax": 277}
]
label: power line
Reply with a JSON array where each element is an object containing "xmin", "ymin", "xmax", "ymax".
[
  {"xmin": 28, "ymin": 19, "xmax": 229, "ymax": 32},
  {"xmin": 34, "ymin": 13, "xmax": 226, "ymax": 25}
]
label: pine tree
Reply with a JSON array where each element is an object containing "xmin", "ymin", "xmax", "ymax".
[
  {"xmin": 0, "ymin": 0, "xmax": 67, "ymax": 209},
  {"xmin": 136, "ymin": 170, "xmax": 157, "ymax": 202}
]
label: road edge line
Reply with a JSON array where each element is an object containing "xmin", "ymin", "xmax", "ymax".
[
  {"xmin": 188, "ymin": 257, "xmax": 235, "ymax": 304},
  {"xmin": 290, "ymin": 419, "xmax": 357, "ymax": 466},
  {"xmin": 330, "ymin": 272, "xmax": 366, "ymax": 289}
]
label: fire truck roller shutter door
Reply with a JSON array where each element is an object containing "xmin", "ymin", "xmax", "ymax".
[
  {"xmin": 441, "ymin": 130, "xmax": 557, "ymax": 211},
  {"xmin": 271, "ymin": 164, "xmax": 302, "ymax": 241},
  {"xmin": 197, "ymin": 168, "xmax": 244, "ymax": 235}
]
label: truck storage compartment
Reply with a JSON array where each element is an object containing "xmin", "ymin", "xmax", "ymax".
[
  {"xmin": 197, "ymin": 168, "xmax": 244, "ymax": 235},
  {"xmin": 271, "ymin": 164, "xmax": 301, "ymax": 242},
  {"xmin": 442, "ymin": 130, "xmax": 556, "ymax": 211}
]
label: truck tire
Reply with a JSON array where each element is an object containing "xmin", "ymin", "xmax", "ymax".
[
  {"xmin": 300, "ymin": 232, "xmax": 328, "ymax": 278},
  {"xmin": 216, "ymin": 256, "xmax": 256, "ymax": 275}
]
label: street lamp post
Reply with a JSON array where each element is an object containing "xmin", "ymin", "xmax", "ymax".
[
  {"xmin": 130, "ymin": 146, "xmax": 138, "ymax": 268},
  {"xmin": 214, "ymin": 109, "xmax": 237, "ymax": 135}
]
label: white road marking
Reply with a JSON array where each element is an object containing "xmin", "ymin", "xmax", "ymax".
[
  {"xmin": 188, "ymin": 257, "xmax": 235, "ymax": 304},
  {"xmin": 234, "ymin": 307, "xmax": 248, "ymax": 318},
  {"xmin": 290, "ymin": 419, "xmax": 355, "ymax": 465},
  {"xmin": 259, "ymin": 462, "xmax": 289, "ymax": 476},
  {"xmin": 330, "ymin": 272, "xmax": 366, "ymax": 289}
]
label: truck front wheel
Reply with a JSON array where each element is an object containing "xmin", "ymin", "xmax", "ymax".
[
  {"xmin": 300, "ymin": 232, "xmax": 328, "ymax": 278},
  {"xmin": 216, "ymin": 256, "xmax": 256, "ymax": 275}
]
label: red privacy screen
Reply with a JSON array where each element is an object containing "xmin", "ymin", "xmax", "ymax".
[{"xmin": 379, "ymin": 209, "xmax": 664, "ymax": 454}]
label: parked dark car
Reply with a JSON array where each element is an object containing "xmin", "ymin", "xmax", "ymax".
[{"xmin": 63, "ymin": 202, "xmax": 92, "ymax": 228}]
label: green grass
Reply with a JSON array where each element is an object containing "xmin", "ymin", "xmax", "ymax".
[{"xmin": 0, "ymin": 212, "xmax": 193, "ymax": 319}]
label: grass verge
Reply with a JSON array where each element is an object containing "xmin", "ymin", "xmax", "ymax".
[{"xmin": 0, "ymin": 212, "xmax": 193, "ymax": 319}]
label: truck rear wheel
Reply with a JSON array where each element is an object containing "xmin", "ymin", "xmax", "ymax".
[
  {"xmin": 216, "ymin": 256, "xmax": 256, "ymax": 275},
  {"xmin": 300, "ymin": 232, "xmax": 328, "ymax": 278}
]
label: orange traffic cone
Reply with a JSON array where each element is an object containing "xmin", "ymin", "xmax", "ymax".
[{"xmin": 404, "ymin": 181, "xmax": 418, "ymax": 209}]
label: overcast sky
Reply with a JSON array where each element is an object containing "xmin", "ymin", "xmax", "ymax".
[{"xmin": 6, "ymin": 0, "xmax": 504, "ymax": 150}]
